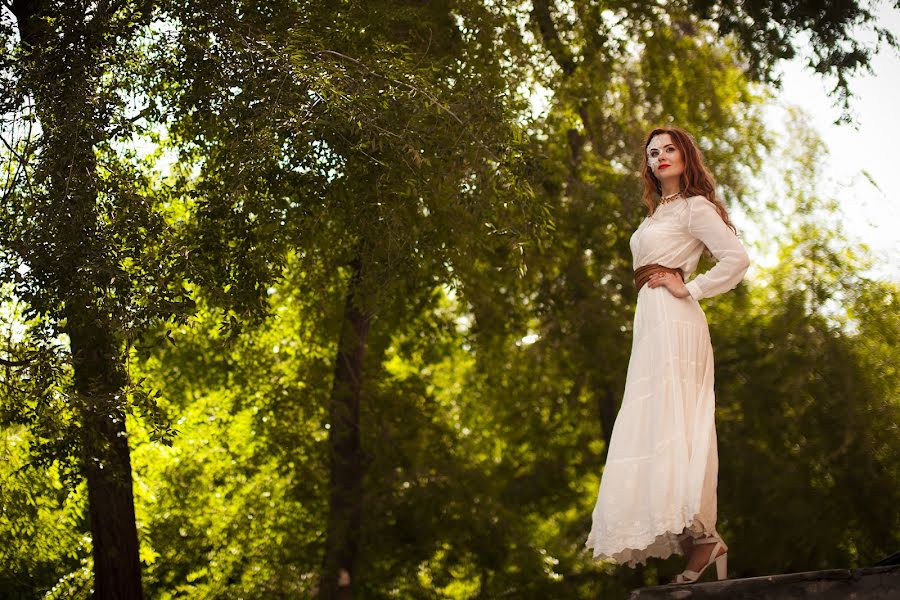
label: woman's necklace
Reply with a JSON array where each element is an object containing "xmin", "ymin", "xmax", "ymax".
[{"xmin": 659, "ymin": 190, "xmax": 684, "ymax": 205}]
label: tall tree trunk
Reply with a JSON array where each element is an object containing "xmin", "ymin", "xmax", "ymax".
[
  {"xmin": 320, "ymin": 255, "xmax": 371, "ymax": 600},
  {"xmin": 11, "ymin": 1, "xmax": 144, "ymax": 597},
  {"xmin": 68, "ymin": 310, "xmax": 144, "ymax": 600}
]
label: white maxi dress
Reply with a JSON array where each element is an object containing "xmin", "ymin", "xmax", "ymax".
[{"xmin": 585, "ymin": 194, "xmax": 750, "ymax": 567}]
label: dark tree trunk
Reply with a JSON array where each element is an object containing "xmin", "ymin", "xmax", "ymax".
[
  {"xmin": 11, "ymin": 1, "xmax": 145, "ymax": 597},
  {"xmin": 319, "ymin": 256, "xmax": 371, "ymax": 600},
  {"xmin": 68, "ymin": 312, "xmax": 144, "ymax": 600}
]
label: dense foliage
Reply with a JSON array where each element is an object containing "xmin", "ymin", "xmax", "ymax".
[{"xmin": 1, "ymin": 1, "xmax": 897, "ymax": 598}]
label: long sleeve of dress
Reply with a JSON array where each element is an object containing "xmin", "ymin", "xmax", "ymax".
[{"xmin": 684, "ymin": 197, "xmax": 750, "ymax": 301}]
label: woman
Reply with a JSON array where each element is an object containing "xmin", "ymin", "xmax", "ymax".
[{"xmin": 584, "ymin": 126, "xmax": 750, "ymax": 584}]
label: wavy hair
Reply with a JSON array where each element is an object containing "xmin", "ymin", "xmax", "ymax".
[{"xmin": 639, "ymin": 126, "xmax": 736, "ymax": 234}]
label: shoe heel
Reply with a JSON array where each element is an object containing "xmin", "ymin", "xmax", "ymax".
[{"xmin": 714, "ymin": 553, "xmax": 727, "ymax": 580}]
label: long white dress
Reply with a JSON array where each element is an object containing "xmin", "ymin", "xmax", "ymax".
[{"xmin": 585, "ymin": 194, "xmax": 750, "ymax": 567}]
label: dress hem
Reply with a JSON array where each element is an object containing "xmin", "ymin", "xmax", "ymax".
[{"xmin": 585, "ymin": 514, "xmax": 716, "ymax": 568}]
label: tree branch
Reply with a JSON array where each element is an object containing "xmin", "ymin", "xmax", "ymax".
[
  {"xmin": 530, "ymin": 1, "xmax": 607, "ymax": 166},
  {"xmin": 107, "ymin": 105, "xmax": 155, "ymax": 138},
  {"xmin": 312, "ymin": 49, "xmax": 502, "ymax": 163},
  {"xmin": 0, "ymin": 353, "xmax": 38, "ymax": 367},
  {"xmin": 314, "ymin": 49, "xmax": 466, "ymax": 127},
  {"xmin": 530, "ymin": 0, "xmax": 577, "ymax": 76},
  {"xmin": 0, "ymin": 113, "xmax": 34, "ymax": 205}
]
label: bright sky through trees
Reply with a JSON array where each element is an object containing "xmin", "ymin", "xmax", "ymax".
[
  {"xmin": 523, "ymin": 3, "xmax": 899, "ymax": 283},
  {"xmin": 767, "ymin": 4, "xmax": 900, "ymax": 281}
]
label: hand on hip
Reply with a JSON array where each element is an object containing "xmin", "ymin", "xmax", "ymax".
[{"xmin": 647, "ymin": 271, "xmax": 690, "ymax": 298}]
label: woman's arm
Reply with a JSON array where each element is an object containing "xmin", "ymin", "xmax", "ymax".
[{"xmin": 684, "ymin": 197, "xmax": 751, "ymax": 301}]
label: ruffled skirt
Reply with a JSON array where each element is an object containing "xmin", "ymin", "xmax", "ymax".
[{"xmin": 585, "ymin": 285, "xmax": 720, "ymax": 567}]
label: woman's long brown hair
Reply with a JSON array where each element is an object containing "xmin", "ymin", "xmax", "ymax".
[{"xmin": 639, "ymin": 126, "xmax": 736, "ymax": 234}]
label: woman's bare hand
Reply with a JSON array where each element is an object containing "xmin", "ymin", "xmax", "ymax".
[{"xmin": 647, "ymin": 271, "xmax": 690, "ymax": 298}]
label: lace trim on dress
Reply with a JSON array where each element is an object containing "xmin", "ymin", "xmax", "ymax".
[{"xmin": 586, "ymin": 515, "xmax": 717, "ymax": 568}]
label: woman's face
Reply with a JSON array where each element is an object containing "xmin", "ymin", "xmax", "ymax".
[{"xmin": 646, "ymin": 133, "xmax": 684, "ymax": 182}]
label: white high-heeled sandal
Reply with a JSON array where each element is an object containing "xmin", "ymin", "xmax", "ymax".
[{"xmin": 670, "ymin": 535, "xmax": 728, "ymax": 584}]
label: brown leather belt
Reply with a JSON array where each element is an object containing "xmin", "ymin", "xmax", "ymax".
[{"xmin": 634, "ymin": 263, "xmax": 684, "ymax": 292}]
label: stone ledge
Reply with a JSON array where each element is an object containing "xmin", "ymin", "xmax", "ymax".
[{"xmin": 628, "ymin": 564, "xmax": 900, "ymax": 599}]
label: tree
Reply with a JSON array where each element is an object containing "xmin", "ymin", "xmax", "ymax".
[
  {"xmin": 145, "ymin": 1, "xmax": 542, "ymax": 597},
  {"xmin": 710, "ymin": 110, "xmax": 900, "ymax": 576},
  {"xmin": 0, "ymin": 1, "xmax": 189, "ymax": 596}
]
